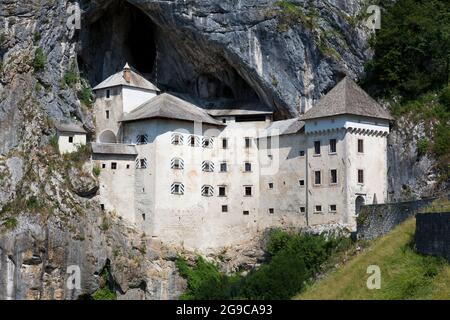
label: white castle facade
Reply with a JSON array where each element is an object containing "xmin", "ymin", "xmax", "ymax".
[{"xmin": 76, "ymin": 64, "xmax": 393, "ymax": 252}]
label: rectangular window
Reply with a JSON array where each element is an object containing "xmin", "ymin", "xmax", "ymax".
[
  {"xmin": 245, "ymin": 162, "xmax": 252, "ymax": 172},
  {"xmin": 329, "ymin": 205, "xmax": 337, "ymax": 212},
  {"xmin": 102, "ymin": 163, "xmax": 106, "ymax": 169},
  {"xmin": 299, "ymin": 150, "xmax": 305, "ymax": 157},
  {"xmin": 315, "ymin": 205, "xmax": 322, "ymax": 213},
  {"xmin": 243, "ymin": 211, "xmax": 250, "ymax": 215},
  {"xmin": 220, "ymin": 162, "xmax": 227, "ymax": 172},
  {"xmin": 314, "ymin": 141, "xmax": 321, "ymax": 155},
  {"xmin": 100, "ymin": 204, "xmax": 105, "ymax": 211},
  {"xmin": 358, "ymin": 139, "xmax": 364, "ymax": 153},
  {"xmin": 244, "ymin": 186, "xmax": 252, "ymax": 197},
  {"xmin": 300, "ymin": 207, "xmax": 306, "ymax": 213},
  {"xmin": 111, "ymin": 162, "xmax": 117, "ymax": 170},
  {"xmin": 222, "ymin": 205, "xmax": 228, "ymax": 213},
  {"xmin": 329, "ymin": 139, "xmax": 337, "ymax": 153},
  {"xmin": 268, "ymin": 183, "xmax": 274, "ymax": 189},
  {"xmin": 222, "ymin": 138, "xmax": 228, "ymax": 149},
  {"xmin": 106, "ymin": 89, "xmax": 111, "ymax": 99},
  {"xmin": 106, "ymin": 110, "xmax": 110, "ymax": 119},
  {"xmin": 126, "ymin": 164, "xmax": 130, "ymax": 169},
  {"xmin": 330, "ymin": 169, "xmax": 338, "ymax": 184},
  {"xmin": 299, "ymin": 180, "xmax": 305, "ymax": 187},
  {"xmin": 68, "ymin": 136, "xmax": 74, "ymax": 143},
  {"xmin": 219, "ymin": 186, "xmax": 227, "ymax": 197},
  {"xmin": 358, "ymin": 169, "xmax": 364, "ymax": 184},
  {"xmin": 314, "ymin": 171, "xmax": 321, "ymax": 185},
  {"xmin": 269, "ymin": 208, "xmax": 274, "ymax": 214},
  {"xmin": 245, "ymin": 137, "xmax": 251, "ymax": 148}
]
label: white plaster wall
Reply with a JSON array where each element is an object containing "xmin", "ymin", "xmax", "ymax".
[
  {"xmin": 94, "ymin": 87, "xmax": 123, "ymax": 141},
  {"xmin": 58, "ymin": 133, "xmax": 86, "ymax": 154},
  {"xmin": 305, "ymin": 115, "xmax": 390, "ymax": 134},
  {"xmin": 122, "ymin": 87, "xmax": 157, "ymax": 113}
]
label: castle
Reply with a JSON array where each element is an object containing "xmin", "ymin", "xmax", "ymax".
[{"xmin": 61, "ymin": 64, "xmax": 392, "ymax": 252}]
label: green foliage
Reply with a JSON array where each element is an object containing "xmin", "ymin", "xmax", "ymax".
[
  {"xmin": 92, "ymin": 165, "xmax": 101, "ymax": 177},
  {"xmin": 33, "ymin": 48, "xmax": 46, "ymax": 72},
  {"xmin": 416, "ymin": 138, "xmax": 429, "ymax": 157},
  {"xmin": 26, "ymin": 196, "xmax": 41, "ymax": 211},
  {"xmin": 63, "ymin": 144, "xmax": 91, "ymax": 165},
  {"xmin": 33, "ymin": 32, "xmax": 41, "ymax": 44},
  {"xmin": 3, "ymin": 218, "xmax": 17, "ymax": 231},
  {"xmin": 439, "ymin": 85, "xmax": 450, "ymax": 111},
  {"xmin": 78, "ymin": 86, "xmax": 93, "ymax": 108},
  {"xmin": 177, "ymin": 231, "xmax": 349, "ymax": 300},
  {"xmin": 91, "ymin": 287, "xmax": 116, "ymax": 300},
  {"xmin": 49, "ymin": 135, "xmax": 59, "ymax": 153},
  {"xmin": 274, "ymin": 1, "xmax": 319, "ymax": 32},
  {"xmin": 91, "ymin": 267, "xmax": 117, "ymax": 300},
  {"xmin": 62, "ymin": 63, "xmax": 79, "ymax": 88},
  {"xmin": 363, "ymin": 0, "xmax": 450, "ymax": 99}
]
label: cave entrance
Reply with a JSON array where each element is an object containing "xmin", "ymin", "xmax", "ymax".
[{"xmin": 79, "ymin": 0, "xmax": 157, "ymax": 86}]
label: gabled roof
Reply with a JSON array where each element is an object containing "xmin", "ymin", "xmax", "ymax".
[
  {"xmin": 120, "ymin": 93, "xmax": 225, "ymax": 126},
  {"xmin": 302, "ymin": 77, "xmax": 393, "ymax": 121},
  {"xmin": 55, "ymin": 122, "xmax": 87, "ymax": 134},
  {"xmin": 93, "ymin": 64, "xmax": 160, "ymax": 92},
  {"xmin": 259, "ymin": 118, "xmax": 305, "ymax": 138},
  {"xmin": 91, "ymin": 143, "xmax": 138, "ymax": 156}
]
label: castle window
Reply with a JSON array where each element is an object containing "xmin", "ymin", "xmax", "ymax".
[
  {"xmin": 222, "ymin": 119, "xmax": 227, "ymax": 124},
  {"xmin": 218, "ymin": 186, "xmax": 227, "ymax": 197},
  {"xmin": 299, "ymin": 150, "xmax": 305, "ymax": 157},
  {"xmin": 358, "ymin": 139, "xmax": 364, "ymax": 153},
  {"xmin": 106, "ymin": 110, "xmax": 110, "ymax": 119},
  {"xmin": 126, "ymin": 164, "xmax": 130, "ymax": 169},
  {"xmin": 136, "ymin": 158, "xmax": 148, "ymax": 169},
  {"xmin": 68, "ymin": 136, "xmax": 74, "ymax": 143},
  {"xmin": 111, "ymin": 162, "xmax": 117, "ymax": 170},
  {"xmin": 220, "ymin": 162, "xmax": 228, "ymax": 172},
  {"xmin": 136, "ymin": 134, "xmax": 149, "ymax": 145},
  {"xmin": 314, "ymin": 141, "xmax": 321, "ymax": 155},
  {"xmin": 329, "ymin": 205, "xmax": 337, "ymax": 213},
  {"xmin": 171, "ymin": 133, "xmax": 184, "ymax": 145},
  {"xmin": 202, "ymin": 137, "xmax": 214, "ymax": 148},
  {"xmin": 171, "ymin": 183, "xmax": 184, "ymax": 195},
  {"xmin": 314, "ymin": 171, "xmax": 321, "ymax": 185},
  {"xmin": 142, "ymin": 213, "xmax": 146, "ymax": 221},
  {"xmin": 299, "ymin": 180, "xmax": 305, "ymax": 187},
  {"xmin": 171, "ymin": 158, "xmax": 184, "ymax": 170},
  {"xmin": 222, "ymin": 138, "xmax": 228, "ymax": 149},
  {"xmin": 222, "ymin": 205, "xmax": 228, "ymax": 213},
  {"xmin": 244, "ymin": 186, "xmax": 253, "ymax": 197},
  {"xmin": 202, "ymin": 161, "xmax": 214, "ymax": 172},
  {"xmin": 188, "ymin": 135, "xmax": 199, "ymax": 147},
  {"xmin": 300, "ymin": 206, "xmax": 306, "ymax": 213},
  {"xmin": 330, "ymin": 169, "xmax": 338, "ymax": 184},
  {"xmin": 358, "ymin": 169, "xmax": 364, "ymax": 184},
  {"xmin": 329, "ymin": 139, "xmax": 337, "ymax": 153},
  {"xmin": 106, "ymin": 89, "xmax": 111, "ymax": 99},
  {"xmin": 243, "ymin": 211, "xmax": 250, "ymax": 215},
  {"xmin": 244, "ymin": 162, "xmax": 252, "ymax": 172},
  {"xmin": 269, "ymin": 208, "xmax": 274, "ymax": 214},
  {"xmin": 314, "ymin": 205, "xmax": 322, "ymax": 213},
  {"xmin": 201, "ymin": 185, "xmax": 214, "ymax": 197},
  {"xmin": 102, "ymin": 163, "xmax": 106, "ymax": 169},
  {"xmin": 245, "ymin": 137, "xmax": 251, "ymax": 148},
  {"xmin": 268, "ymin": 182, "xmax": 274, "ymax": 189},
  {"xmin": 100, "ymin": 204, "xmax": 105, "ymax": 211}
]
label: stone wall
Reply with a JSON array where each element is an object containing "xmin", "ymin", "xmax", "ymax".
[
  {"xmin": 415, "ymin": 212, "xmax": 450, "ymax": 261},
  {"xmin": 357, "ymin": 198, "xmax": 437, "ymax": 239}
]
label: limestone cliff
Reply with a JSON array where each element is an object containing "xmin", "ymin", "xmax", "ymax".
[{"xmin": 0, "ymin": 0, "xmax": 441, "ymax": 299}]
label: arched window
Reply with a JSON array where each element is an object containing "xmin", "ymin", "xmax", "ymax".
[
  {"xmin": 188, "ymin": 135, "xmax": 200, "ymax": 147},
  {"xmin": 171, "ymin": 133, "xmax": 184, "ymax": 145},
  {"xmin": 136, "ymin": 158, "xmax": 148, "ymax": 169},
  {"xmin": 201, "ymin": 185, "xmax": 214, "ymax": 197},
  {"xmin": 171, "ymin": 183, "xmax": 184, "ymax": 195},
  {"xmin": 99, "ymin": 130, "xmax": 116, "ymax": 143},
  {"xmin": 202, "ymin": 137, "xmax": 214, "ymax": 148},
  {"xmin": 171, "ymin": 158, "xmax": 184, "ymax": 170},
  {"xmin": 202, "ymin": 161, "xmax": 214, "ymax": 172},
  {"xmin": 136, "ymin": 134, "xmax": 148, "ymax": 145}
]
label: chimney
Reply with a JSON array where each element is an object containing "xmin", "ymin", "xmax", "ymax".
[{"xmin": 123, "ymin": 63, "xmax": 131, "ymax": 83}]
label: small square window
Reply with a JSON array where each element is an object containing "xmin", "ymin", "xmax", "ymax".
[
  {"xmin": 100, "ymin": 204, "xmax": 105, "ymax": 211},
  {"xmin": 126, "ymin": 164, "xmax": 130, "ymax": 169},
  {"xmin": 222, "ymin": 119, "xmax": 227, "ymax": 124},
  {"xmin": 244, "ymin": 162, "xmax": 252, "ymax": 172},
  {"xmin": 222, "ymin": 205, "xmax": 228, "ymax": 213},
  {"xmin": 219, "ymin": 186, "xmax": 226, "ymax": 197},
  {"xmin": 102, "ymin": 163, "xmax": 106, "ymax": 169},
  {"xmin": 300, "ymin": 207, "xmax": 306, "ymax": 213},
  {"xmin": 243, "ymin": 211, "xmax": 250, "ymax": 215},
  {"xmin": 299, "ymin": 180, "xmax": 305, "ymax": 187},
  {"xmin": 111, "ymin": 162, "xmax": 117, "ymax": 170},
  {"xmin": 244, "ymin": 186, "xmax": 252, "ymax": 197},
  {"xmin": 269, "ymin": 208, "xmax": 274, "ymax": 214},
  {"xmin": 315, "ymin": 205, "xmax": 322, "ymax": 213},
  {"xmin": 329, "ymin": 205, "xmax": 337, "ymax": 212},
  {"xmin": 220, "ymin": 162, "xmax": 227, "ymax": 172},
  {"xmin": 68, "ymin": 136, "xmax": 74, "ymax": 143},
  {"xmin": 268, "ymin": 183, "xmax": 274, "ymax": 189},
  {"xmin": 299, "ymin": 150, "xmax": 305, "ymax": 157}
]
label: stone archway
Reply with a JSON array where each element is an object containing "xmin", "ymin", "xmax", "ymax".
[
  {"xmin": 355, "ymin": 196, "xmax": 365, "ymax": 216},
  {"xmin": 99, "ymin": 130, "xmax": 117, "ymax": 143}
]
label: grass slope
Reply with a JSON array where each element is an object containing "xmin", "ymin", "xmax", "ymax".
[{"xmin": 296, "ymin": 218, "xmax": 450, "ymax": 300}]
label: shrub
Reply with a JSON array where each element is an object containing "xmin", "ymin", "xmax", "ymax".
[
  {"xmin": 92, "ymin": 165, "xmax": 101, "ymax": 177},
  {"xmin": 3, "ymin": 218, "xmax": 17, "ymax": 230},
  {"xmin": 439, "ymin": 85, "xmax": 450, "ymax": 111},
  {"xmin": 33, "ymin": 48, "xmax": 46, "ymax": 72},
  {"xmin": 49, "ymin": 135, "xmax": 59, "ymax": 152},
  {"xmin": 417, "ymin": 138, "xmax": 429, "ymax": 157},
  {"xmin": 78, "ymin": 86, "xmax": 92, "ymax": 108},
  {"xmin": 63, "ymin": 64, "xmax": 78, "ymax": 88}
]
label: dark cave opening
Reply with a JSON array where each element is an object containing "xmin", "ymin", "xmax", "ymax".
[{"xmin": 78, "ymin": 0, "xmax": 265, "ymax": 107}]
